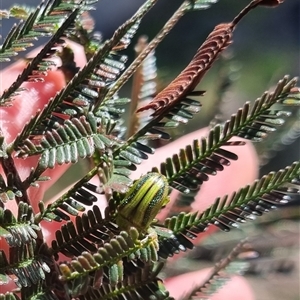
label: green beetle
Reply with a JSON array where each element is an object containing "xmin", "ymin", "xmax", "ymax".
[{"xmin": 116, "ymin": 172, "xmax": 170, "ymax": 233}]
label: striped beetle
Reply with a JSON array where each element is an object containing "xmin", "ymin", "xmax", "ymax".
[{"xmin": 116, "ymin": 172, "xmax": 170, "ymax": 233}]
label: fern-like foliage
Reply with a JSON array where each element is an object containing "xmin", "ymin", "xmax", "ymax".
[
  {"xmin": 59, "ymin": 227, "xmax": 159, "ymax": 296},
  {"xmin": 0, "ymin": 0, "xmax": 298, "ymax": 299},
  {"xmin": 0, "ymin": 172, "xmax": 22, "ymax": 203},
  {"xmin": 107, "ymin": 1, "xmax": 291, "ymax": 194},
  {"xmin": 126, "ymin": 36, "xmax": 158, "ymax": 138},
  {"xmin": 76, "ymin": 263, "xmax": 172, "ymax": 300},
  {"xmin": 0, "ymin": 202, "xmax": 39, "ymax": 247},
  {"xmin": 50, "ymin": 205, "xmax": 114, "ymax": 258},
  {"xmin": 0, "ymin": 240, "xmax": 50, "ymax": 287},
  {"xmin": 37, "ymin": 180, "xmax": 101, "ymax": 222},
  {"xmin": 160, "ymin": 161, "xmax": 300, "ymax": 257},
  {"xmin": 152, "ymin": 76, "xmax": 297, "ymax": 193},
  {"xmin": 0, "ymin": 9, "xmax": 79, "ymax": 105},
  {"xmin": 105, "ymin": 0, "xmax": 220, "ymax": 100},
  {"xmin": 0, "ymin": 0, "xmax": 102, "ymax": 105}
]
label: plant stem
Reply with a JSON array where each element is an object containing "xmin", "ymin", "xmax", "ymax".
[{"xmin": 104, "ymin": 1, "xmax": 190, "ymax": 101}]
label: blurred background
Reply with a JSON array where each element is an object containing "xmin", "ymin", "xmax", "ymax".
[{"xmin": 1, "ymin": 0, "xmax": 299, "ymax": 299}]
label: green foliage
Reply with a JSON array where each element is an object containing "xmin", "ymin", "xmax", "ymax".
[
  {"xmin": 152, "ymin": 76, "xmax": 297, "ymax": 193},
  {"xmin": 161, "ymin": 161, "xmax": 300, "ymax": 258},
  {"xmin": 0, "ymin": 0, "xmax": 298, "ymax": 299}
]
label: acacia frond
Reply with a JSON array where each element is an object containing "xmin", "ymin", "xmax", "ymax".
[
  {"xmin": 136, "ymin": 0, "xmax": 268, "ymax": 116},
  {"xmin": 109, "ymin": 1, "xmax": 288, "ymax": 189},
  {"xmin": 10, "ymin": 0, "xmax": 157, "ymax": 155},
  {"xmin": 75, "ymin": 263, "xmax": 172, "ymax": 300},
  {"xmin": 10, "ymin": 19, "xmax": 136, "ymax": 150},
  {"xmin": 103, "ymin": 97, "xmax": 199, "ymax": 194},
  {"xmin": 136, "ymin": 22, "xmax": 230, "ymax": 116},
  {"xmin": 50, "ymin": 206, "xmax": 114, "ymax": 259},
  {"xmin": 0, "ymin": 0, "xmax": 294, "ymax": 300},
  {"xmin": 38, "ymin": 181, "xmax": 101, "ymax": 222},
  {"xmin": 29, "ymin": 0, "xmax": 237, "ymax": 204},
  {"xmin": 111, "ymin": 95, "xmax": 202, "ymax": 189},
  {"xmin": 0, "ymin": 9, "xmax": 79, "ymax": 105},
  {"xmin": 34, "ymin": 152, "xmax": 123, "ymax": 223},
  {"xmin": 105, "ymin": 0, "xmax": 220, "ymax": 100},
  {"xmin": 15, "ymin": 112, "xmax": 114, "ymax": 163},
  {"xmin": 80, "ymin": 136, "xmax": 156, "ymax": 201},
  {"xmin": 0, "ymin": 241, "xmax": 50, "ymax": 287},
  {"xmin": 15, "ymin": 114, "xmax": 117, "ymax": 191},
  {"xmin": 159, "ymin": 161, "xmax": 300, "ymax": 257},
  {"xmin": 153, "ymin": 76, "xmax": 297, "ymax": 193},
  {"xmin": 0, "ymin": 0, "xmax": 82, "ymax": 63},
  {"xmin": 0, "ymin": 202, "xmax": 39, "ymax": 247},
  {"xmin": 60, "ymin": 227, "xmax": 159, "ymax": 295}
]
